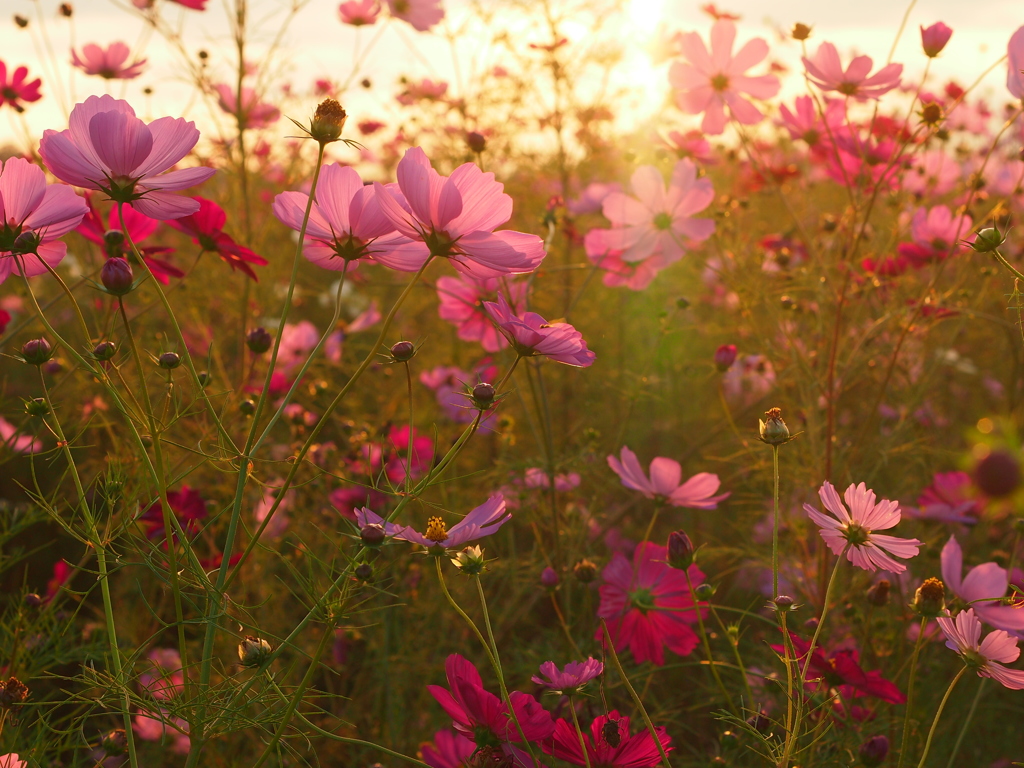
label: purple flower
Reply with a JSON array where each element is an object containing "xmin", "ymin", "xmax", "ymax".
[
  {"xmin": 355, "ymin": 495, "xmax": 510, "ymax": 550},
  {"xmin": 483, "ymin": 293, "xmax": 595, "ymax": 367},
  {"xmin": 531, "ymin": 658, "xmax": 603, "ymax": 693}
]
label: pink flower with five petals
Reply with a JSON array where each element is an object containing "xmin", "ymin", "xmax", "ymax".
[
  {"xmin": 607, "ymin": 446, "xmax": 728, "ymax": 509},
  {"xmin": 802, "ymin": 42, "xmax": 903, "ymax": 101},
  {"xmin": 71, "ymin": 42, "xmax": 147, "ymax": 79},
  {"xmin": 942, "ymin": 536, "xmax": 1024, "ymax": 634},
  {"xmin": 938, "ymin": 608, "xmax": 1024, "ymax": 689},
  {"xmin": 0, "ymin": 62, "xmax": 42, "ymax": 113}
]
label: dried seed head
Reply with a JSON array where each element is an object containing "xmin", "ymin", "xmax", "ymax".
[
  {"xmin": 573, "ymin": 558, "xmax": 598, "ymax": 583},
  {"xmin": 0, "ymin": 677, "xmax": 29, "ymax": 708},
  {"xmin": 913, "ymin": 577, "xmax": 946, "ymax": 618},
  {"xmin": 792, "ymin": 23, "xmax": 812, "ymax": 40},
  {"xmin": 310, "ymin": 98, "xmax": 348, "ymax": 144}
]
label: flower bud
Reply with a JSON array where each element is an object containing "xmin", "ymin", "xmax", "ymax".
[
  {"xmin": 246, "ymin": 326, "xmax": 273, "ymax": 354},
  {"xmin": 913, "ymin": 577, "xmax": 946, "ymax": 618},
  {"xmin": 745, "ymin": 710, "xmax": 771, "ymax": 734},
  {"xmin": 540, "ymin": 566, "xmax": 559, "ymax": 588},
  {"xmin": 360, "ymin": 524, "xmax": 386, "ymax": 547},
  {"xmin": 14, "ymin": 14, "xmax": 29, "ymax": 28},
  {"xmin": 101, "ymin": 258, "xmax": 134, "ymax": 295},
  {"xmin": 466, "ymin": 131, "xmax": 487, "ymax": 153},
  {"xmin": 240, "ymin": 399, "xmax": 256, "ymax": 415},
  {"xmin": 920, "ymin": 22, "xmax": 952, "ymax": 58},
  {"xmin": 158, "ymin": 352, "xmax": 181, "ymax": 370},
  {"xmin": 713, "ymin": 344, "xmax": 737, "ymax": 372},
  {"xmin": 694, "ymin": 583, "xmax": 715, "ymax": 601},
  {"xmin": 309, "ymin": 98, "xmax": 348, "ymax": 144},
  {"xmin": 919, "ymin": 101, "xmax": 943, "ymax": 126},
  {"xmin": 451, "ymin": 545, "xmax": 486, "ymax": 574},
  {"xmin": 11, "ymin": 231, "xmax": 39, "ymax": 254},
  {"xmin": 237, "ymin": 636, "xmax": 272, "ymax": 668},
  {"xmin": 355, "ymin": 563, "xmax": 373, "ymax": 581},
  {"xmin": 972, "ymin": 227, "xmax": 1005, "ymax": 253},
  {"xmin": 471, "ymin": 382, "xmax": 495, "ymax": 407},
  {"xmin": 773, "ymin": 595, "xmax": 795, "ymax": 610},
  {"xmin": 24, "ymin": 593, "xmax": 42, "ymax": 608},
  {"xmin": 974, "ymin": 449, "xmax": 1021, "ymax": 497},
  {"xmin": 666, "ymin": 530, "xmax": 694, "ymax": 570},
  {"xmin": 758, "ymin": 407, "xmax": 791, "ymax": 445},
  {"xmin": 573, "ymin": 558, "xmax": 598, "ymax": 583},
  {"xmin": 25, "ymin": 397, "xmax": 49, "ymax": 417},
  {"xmin": 675, "ymin": 296, "xmax": 690, "ymax": 309},
  {"xmin": 101, "ymin": 729, "xmax": 128, "ymax": 756},
  {"xmin": 59, "ymin": 3, "xmax": 73, "ymax": 17},
  {"xmin": 866, "ymin": 579, "xmax": 890, "ymax": 607},
  {"xmin": 858, "ymin": 735, "xmax": 889, "ymax": 767},
  {"xmin": 792, "ymin": 22, "xmax": 812, "ymax": 40},
  {"xmin": 92, "ymin": 341, "xmax": 117, "ymax": 361},
  {"xmin": 197, "ymin": 370, "xmax": 211, "ymax": 387},
  {"xmin": 390, "ymin": 340, "xmax": 416, "ymax": 362},
  {"xmin": 21, "ymin": 338, "xmax": 52, "ymax": 366},
  {"xmin": 719, "ymin": 730, "xmax": 738, "ymax": 749}
]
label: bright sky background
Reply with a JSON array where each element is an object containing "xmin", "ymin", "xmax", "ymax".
[{"xmin": 2, "ymin": 0, "xmax": 1023, "ymax": 152}]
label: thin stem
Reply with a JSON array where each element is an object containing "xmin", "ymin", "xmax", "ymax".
[
  {"xmin": 945, "ymin": 677, "xmax": 984, "ymax": 768},
  {"xmin": 567, "ymin": 697, "xmax": 592, "ymax": 768},
  {"xmin": 708, "ymin": 604, "xmax": 756, "ymax": 707},
  {"xmin": 916, "ymin": 667, "xmax": 967, "ymax": 768},
  {"xmin": 434, "ymin": 557, "xmax": 496, "ymax": 669},
  {"xmin": 684, "ymin": 570, "xmax": 733, "ymax": 714},
  {"xmin": 897, "ymin": 618, "xmax": 929, "ymax": 768},
  {"xmin": 771, "ymin": 445, "xmax": 780, "ymax": 599}
]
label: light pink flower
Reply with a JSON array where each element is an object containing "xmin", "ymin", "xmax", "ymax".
[
  {"xmin": 254, "ymin": 483, "xmax": 293, "ymax": 539},
  {"xmin": 607, "ymin": 445, "xmax": 728, "ymax": 509},
  {"xmin": 72, "ymin": 42, "xmax": 147, "ymax": 79},
  {"xmin": 942, "ymin": 536, "xmax": 1024, "ymax": 633},
  {"xmin": 896, "ymin": 205, "xmax": 972, "ymax": 266},
  {"xmin": 277, "ymin": 320, "xmax": 319, "ymax": 376},
  {"xmin": 386, "ymin": 0, "xmax": 443, "ymax": 32},
  {"xmin": 0, "ymin": 416, "xmax": 41, "ymax": 453},
  {"xmin": 803, "ymin": 481, "xmax": 922, "ymax": 573},
  {"xmin": 568, "ymin": 182, "xmax": 622, "ymax": 216},
  {"xmin": 214, "ymin": 84, "xmax": 280, "ymax": 129},
  {"xmin": 0, "ymin": 157, "xmax": 88, "ymax": 285},
  {"xmin": 920, "ymin": 22, "xmax": 953, "ymax": 58},
  {"xmin": 662, "ymin": 130, "xmax": 717, "ymax": 164},
  {"xmin": 134, "ymin": 710, "xmax": 191, "ymax": 753},
  {"xmin": 531, "ymin": 657, "xmax": 603, "ymax": 692},
  {"xmin": 937, "ymin": 608, "xmax": 1024, "ymax": 689},
  {"xmin": 0, "ymin": 755, "xmax": 26, "ymax": 768},
  {"xmin": 802, "ymin": 42, "xmax": 902, "ymax": 101},
  {"xmin": 668, "ymin": 19, "xmax": 780, "ymax": 135},
  {"xmin": 397, "ymin": 78, "xmax": 449, "ymax": 105},
  {"xmin": 1008, "ymin": 27, "xmax": 1024, "ymax": 100},
  {"xmin": 339, "ymin": 0, "xmax": 380, "ymax": 25},
  {"xmin": 483, "ymin": 293, "xmax": 595, "ymax": 367},
  {"xmin": 0, "ymin": 62, "xmax": 42, "ymax": 113},
  {"xmin": 598, "ymin": 160, "xmax": 715, "ymax": 264},
  {"xmin": 356, "ymin": 495, "xmax": 510, "ymax": 549},
  {"xmin": 524, "ymin": 467, "xmax": 581, "ymax": 492},
  {"xmin": 777, "ymin": 95, "xmax": 843, "ymax": 148},
  {"xmin": 273, "ymin": 164, "xmax": 424, "ymax": 272},
  {"xmin": 436, "ymin": 273, "xmax": 526, "ymax": 351},
  {"xmin": 38, "ymin": 95, "xmax": 215, "ymax": 219},
  {"xmin": 905, "ymin": 471, "xmax": 981, "ymax": 524},
  {"xmin": 583, "ymin": 228, "xmax": 674, "ymax": 291},
  {"xmin": 374, "ymin": 147, "xmax": 546, "ymax": 278}
]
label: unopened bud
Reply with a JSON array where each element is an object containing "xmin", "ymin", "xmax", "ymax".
[
  {"xmin": 972, "ymin": 227, "xmax": 1006, "ymax": 253},
  {"xmin": 197, "ymin": 370, "xmax": 210, "ymax": 387},
  {"xmin": 666, "ymin": 530, "xmax": 694, "ymax": 569},
  {"xmin": 103, "ymin": 229, "xmax": 125, "ymax": 249},
  {"xmin": 92, "ymin": 341, "xmax": 117, "ymax": 361},
  {"xmin": 237, "ymin": 636, "xmax": 272, "ymax": 668},
  {"xmin": 11, "ymin": 231, "xmax": 39, "ymax": 254},
  {"xmin": 472, "ymin": 382, "xmax": 495, "ymax": 407},
  {"xmin": 25, "ymin": 397, "xmax": 49, "ymax": 417},
  {"xmin": 101, "ymin": 258, "xmax": 134, "ymax": 295},
  {"xmin": 759, "ymin": 407, "xmax": 791, "ymax": 445},
  {"xmin": 713, "ymin": 344, "xmax": 737, "ymax": 372},
  {"xmin": 355, "ymin": 563, "xmax": 373, "ymax": 581},
  {"xmin": 24, "ymin": 593, "xmax": 43, "ymax": 608},
  {"xmin": 466, "ymin": 131, "xmax": 486, "ymax": 153},
  {"xmin": 246, "ymin": 326, "xmax": 273, "ymax": 354},
  {"xmin": 21, "ymin": 338, "xmax": 52, "ymax": 366},
  {"xmin": 858, "ymin": 735, "xmax": 889, "ymax": 767},
  {"xmin": 360, "ymin": 524, "xmax": 386, "ymax": 547},
  {"xmin": 866, "ymin": 579, "xmax": 890, "ymax": 606},
  {"xmin": 913, "ymin": 577, "xmax": 946, "ymax": 618},
  {"xmin": 792, "ymin": 22, "xmax": 812, "ymax": 40},
  {"xmin": 158, "ymin": 352, "xmax": 181, "ymax": 370},
  {"xmin": 919, "ymin": 101, "xmax": 943, "ymax": 126},
  {"xmin": 14, "ymin": 14, "xmax": 29, "ymax": 28},
  {"xmin": 573, "ymin": 558, "xmax": 598, "ymax": 583},
  {"xmin": 694, "ymin": 583, "xmax": 715, "ymax": 601},
  {"xmin": 450, "ymin": 545, "xmax": 486, "ymax": 574},
  {"xmin": 773, "ymin": 595, "xmax": 794, "ymax": 610},
  {"xmin": 101, "ymin": 729, "xmax": 127, "ymax": 756},
  {"xmin": 59, "ymin": 3, "xmax": 73, "ymax": 16},
  {"xmin": 240, "ymin": 399, "xmax": 256, "ymax": 415},
  {"xmin": 540, "ymin": 566, "xmax": 559, "ymax": 588},
  {"xmin": 390, "ymin": 340, "xmax": 415, "ymax": 362}
]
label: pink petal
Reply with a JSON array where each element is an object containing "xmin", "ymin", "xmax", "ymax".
[
  {"xmin": 89, "ymin": 110, "xmax": 154, "ymax": 177},
  {"xmin": 131, "ymin": 191, "xmax": 200, "ymax": 220},
  {"xmin": 133, "ymin": 116, "xmax": 201, "ymax": 178},
  {"xmin": 647, "ymin": 457, "xmax": 682, "ymax": 497},
  {"xmin": 0, "ymin": 158, "xmax": 46, "ymax": 223},
  {"xmin": 449, "ymin": 163, "xmax": 512, "ymax": 233},
  {"xmin": 137, "ymin": 166, "xmax": 215, "ymax": 191}
]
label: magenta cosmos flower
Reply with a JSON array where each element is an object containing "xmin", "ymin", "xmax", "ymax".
[
  {"xmin": 214, "ymin": 84, "xmax": 280, "ymax": 129},
  {"xmin": 356, "ymin": 495, "xmax": 510, "ymax": 550},
  {"xmin": 597, "ymin": 160, "xmax": 715, "ymax": 263},
  {"xmin": 597, "ymin": 542, "xmax": 705, "ymax": 666},
  {"xmin": 339, "ymin": 0, "xmax": 380, "ymax": 25},
  {"xmin": 421, "ymin": 729, "xmax": 474, "ymax": 768},
  {"xmin": 920, "ymin": 22, "xmax": 953, "ymax": 58},
  {"xmin": 386, "ymin": 0, "xmax": 443, "ymax": 31},
  {"xmin": 896, "ymin": 205, "xmax": 971, "ymax": 267},
  {"xmin": 803, "ymin": 481, "xmax": 921, "ymax": 573},
  {"xmin": 906, "ymin": 471, "xmax": 982, "ymax": 524},
  {"xmin": 802, "ymin": 43, "xmax": 902, "ymax": 101},
  {"xmin": 72, "ymin": 42, "xmax": 147, "ymax": 80},
  {"xmin": 0, "ymin": 157, "xmax": 88, "ymax": 285},
  {"xmin": 1008, "ymin": 27, "xmax": 1024, "ymax": 100},
  {"xmin": 668, "ymin": 19, "xmax": 780, "ymax": 135},
  {"xmin": 374, "ymin": 147, "xmax": 546, "ymax": 278},
  {"xmin": 531, "ymin": 657, "xmax": 603, "ymax": 694},
  {"xmin": 436, "ymin": 273, "xmax": 527, "ymax": 352},
  {"xmin": 273, "ymin": 163, "xmax": 424, "ymax": 272},
  {"xmin": 167, "ymin": 197, "xmax": 267, "ymax": 279},
  {"xmin": 938, "ymin": 608, "xmax": 1024, "ymax": 689},
  {"xmin": 39, "ymin": 95, "xmax": 215, "ymax": 219},
  {"xmin": 0, "ymin": 62, "xmax": 42, "ymax": 113},
  {"xmin": 428, "ymin": 654, "xmax": 554, "ymax": 768},
  {"xmin": 483, "ymin": 293, "xmax": 595, "ymax": 367},
  {"xmin": 607, "ymin": 446, "xmax": 728, "ymax": 509},
  {"xmin": 547, "ymin": 711, "xmax": 671, "ymax": 768},
  {"xmin": 942, "ymin": 536, "xmax": 1024, "ymax": 634}
]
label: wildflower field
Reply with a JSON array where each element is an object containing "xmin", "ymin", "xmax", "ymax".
[{"xmin": 3, "ymin": 0, "xmax": 1024, "ymax": 766}]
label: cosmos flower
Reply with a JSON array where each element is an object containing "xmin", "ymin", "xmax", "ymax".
[
  {"xmin": 421, "ymin": 729, "xmax": 474, "ymax": 768},
  {"xmin": 483, "ymin": 293, "xmax": 595, "ymax": 367},
  {"xmin": 546, "ymin": 711, "xmax": 671, "ymax": 768},
  {"xmin": 905, "ymin": 471, "xmax": 982, "ymax": 524},
  {"xmin": 71, "ymin": 42, "xmax": 147, "ymax": 79},
  {"xmin": 802, "ymin": 42, "xmax": 903, "ymax": 101},
  {"xmin": 803, "ymin": 481, "xmax": 922, "ymax": 573},
  {"xmin": 607, "ymin": 446, "xmax": 728, "ymax": 509},
  {"xmin": 0, "ymin": 416, "xmax": 41, "ymax": 454},
  {"xmin": 1008, "ymin": 26, "xmax": 1024, "ymax": 100},
  {"xmin": 896, "ymin": 205, "xmax": 972, "ymax": 267},
  {"xmin": 436, "ymin": 273, "xmax": 527, "ymax": 351},
  {"xmin": 772, "ymin": 632, "xmax": 905, "ymax": 703},
  {"xmin": 941, "ymin": 536, "xmax": 1024, "ymax": 633},
  {"xmin": 0, "ymin": 62, "xmax": 42, "ymax": 113},
  {"xmin": 213, "ymin": 84, "xmax": 280, "ymax": 129},
  {"xmin": 339, "ymin": 0, "xmax": 380, "ymax": 25},
  {"xmin": 937, "ymin": 608, "xmax": 1024, "ymax": 689},
  {"xmin": 531, "ymin": 658, "xmax": 603, "ymax": 693},
  {"xmin": 386, "ymin": 0, "xmax": 443, "ymax": 32},
  {"xmin": 167, "ymin": 196, "xmax": 267, "ymax": 279},
  {"xmin": 356, "ymin": 495, "xmax": 510, "ymax": 550}
]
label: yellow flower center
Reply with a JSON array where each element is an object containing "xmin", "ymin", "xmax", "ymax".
[{"xmin": 425, "ymin": 516, "xmax": 448, "ymax": 542}]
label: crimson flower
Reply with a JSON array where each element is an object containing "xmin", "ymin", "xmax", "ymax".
[
  {"xmin": 546, "ymin": 711, "xmax": 671, "ymax": 768},
  {"xmin": 772, "ymin": 632, "xmax": 905, "ymax": 704},
  {"xmin": 0, "ymin": 62, "xmax": 42, "ymax": 113},
  {"xmin": 139, "ymin": 486, "xmax": 207, "ymax": 541},
  {"xmin": 167, "ymin": 197, "xmax": 267, "ymax": 279}
]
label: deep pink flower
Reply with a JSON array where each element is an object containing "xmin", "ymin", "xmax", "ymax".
[
  {"xmin": 339, "ymin": 0, "xmax": 380, "ymax": 25},
  {"xmin": 771, "ymin": 633, "xmax": 905, "ymax": 704},
  {"xmin": 597, "ymin": 542, "xmax": 705, "ymax": 666},
  {"xmin": 826, "ymin": 129, "xmax": 905, "ymax": 190},
  {"xmin": 547, "ymin": 711, "xmax": 671, "ymax": 768},
  {"xmin": 356, "ymin": 495, "xmax": 510, "ymax": 550},
  {"xmin": 920, "ymin": 22, "xmax": 953, "ymax": 58},
  {"xmin": 428, "ymin": 654, "xmax": 554, "ymax": 768},
  {"xmin": 72, "ymin": 42, "xmax": 147, "ymax": 79},
  {"xmin": 133, "ymin": 710, "xmax": 190, "ymax": 754},
  {"xmin": 0, "ymin": 157, "xmax": 88, "ymax": 285},
  {"xmin": 139, "ymin": 486, "xmax": 207, "ymax": 541},
  {"xmin": 483, "ymin": 293, "xmax": 595, "ymax": 367},
  {"xmin": 0, "ymin": 416, "xmax": 41, "ymax": 454},
  {"xmin": 906, "ymin": 471, "xmax": 982, "ymax": 524},
  {"xmin": 668, "ymin": 19, "xmax": 780, "ymax": 135},
  {"xmin": 214, "ymin": 84, "xmax": 280, "ymax": 129},
  {"xmin": 895, "ymin": 206, "xmax": 971, "ymax": 267},
  {"xmin": 76, "ymin": 193, "xmax": 182, "ymax": 284},
  {"xmin": 39, "ymin": 95, "xmax": 216, "ymax": 219},
  {"xmin": 803, "ymin": 481, "xmax": 921, "ymax": 573},
  {"xmin": 167, "ymin": 196, "xmax": 267, "ymax": 279},
  {"xmin": 436, "ymin": 273, "xmax": 527, "ymax": 351},
  {"xmin": 382, "ymin": 425, "xmax": 434, "ymax": 483},
  {"xmin": 531, "ymin": 658, "xmax": 603, "ymax": 693},
  {"xmin": 420, "ymin": 360, "xmax": 498, "ymax": 424},
  {"xmin": 0, "ymin": 62, "xmax": 42, "ymax": 113},
  {"xmin": 597, "ymin": 160, "xmax": 715, "ymax": 263},
  {"xmin": 802, "ymin": 43, "xmax": 902, "ymax": 101},
  {"xmin": 421, "ymin": 729, "xmax": 475, "ymax": 768},
  {"xmin": 45, "ymin": 560, "xmax": 72, "ymax": 602},
  {"xmin": 1008, "ymin": 26, "xmax": 1024, "ymax": 100},
  {"xmin": 330, "ymin": 483, "xmax": 387, "ymax": 521},
  {"xmin": 938, "ymin": 608, "xmax": 1024, "ymax": 689},
  {"xmin": 777, "ymin": 95, "xmax": 843, "ymax": 148},
  {"xmin": 374, "ymin": 147, "xmax": 546, "ymax": 278},
  {"xmin": 607, "ymin": 446, "xmax": 728, "ymax": 509},
  {"xmin": 942, "ymin": 536, "xmax": 1024, "ymax": 633},
  {"xmin": 662, "ymin": 130, "xmax": 716, "ymax": 165},
  {"xmin": 386, "ymin": 0, "xmax": 443, "ymax": 32},
  {"xmin": 273, "ymin": 164, "xmax": 424, "ymax": 272},
  {"xmin": 0, "ymin": 309, "xmax": 9, "ymax": 335}
]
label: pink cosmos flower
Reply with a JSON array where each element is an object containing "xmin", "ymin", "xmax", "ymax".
[
  {"xmin": 356, "ymin": 494, "xmax": 510, "ymax": 550},
  {"xmin": 1008, "ymin": 26, "xmax": 1024, "ymax": 100},
  {"xmin": 483, "ymin": 293, "xmax": 595, "ymax": 367},
  {"xmin": 668, "ymin": 19, "xmax": 780, "ymax": 135},
  {"xmin": 421, "ymin": 729, "xmax": 475, "ymax": 768},
  {"xmin": 374, "ymin": 147, "xmax": 546, "ymax": 278},
  {"xmin": 777, "ymin": 95, "xmax": 844, "ymax": 149},
  {"xmin": 420, "ymin": 360, "xmax": 497, "ymax": 424},
  {"xmin": 524, "ymin": 468, "xmax": 580, "ymax": 492},
  {"xmin": 895, "ymin": 206, "xmax": 972, "ymax": 267},
  {"xmin": 598, "ymin": 160, "xmax": 715, "ymax": 263},
  {"xmin": 386, "ymin": 0, "xmax": 443, "ymax": 32},
  {"xmin": 381, "ymin": 425, "xmax": 434, "ymax": 483},
  {"xmin": 72, "ymin": 42, "xmax": 147, "ymax": 79},
  {"xmin": 547, "ymin": 711, "xmax": 671, "ymax": 768},
  {"xmin": 134, "ymin": 710, "xmax": 190, "ymax": 754},
  {"xmin": 721, "ymin": 353, "xmax": 774, "ymax": 404},
  {"xmin": 0, "ymin": 62, "xmax": 42, "ymax": 113},
  {"xmin": 0, "ymin": 309, "xmax": 9, "ymax": 335},
  {"xmin": 139, "ymin": 486, "xmax": 207, "ymax": 542},
  {"xmin": 937, "ymin": 608, "xmax": 1024, "ymax": 689},
  {"xmin": 607, "ymin": 446, "xmax": 728, "ymax": 509},
  {"xmin": 254, "ymin": 483, "xmax": 292, "ymax": 539},
  {"xmin": 662, "ymin": 130, "xmax": 717, "ymax": 165},
  {"xmin": 214, "ymin": 84, "xmax": 280, "ymax": 129},
  {"xmin": 531, "ymin": 657, "xmax": 603, "ymax": 692},
  {"xmin": 0, "ymin": 416, "xmax": 41, "ymax": 453},
  {"xmin": 583, "ymin": 228, "xmax": 674, "ymax": 291},
  {"xmin": 942, "ymin": 536, "xmax": 1024, "ymax": 633},
  {"xmin": 277, "ymin": 320, "xmax": 319, "ymax": 376},
  {"xmin": 597, "ymin": 542, "xmax": 705, "ymax": 666},
  {"xmin": 568, "ymin": 182, "xmax": 622, "ymax": 216},
  {"xmin": 428, "ymin": 654, "xmax": 554, "ymax": 768},
  {"xmin": 906, "ymin": 471, "xmax": 982, "ymax": 524},
  {"xmin": 0, "ymin": 157, "xmax": 88, "ymax": 285},
  {"xmin": 920, "ymin": 22, "xmax": 953, "ymax": 58},
  {"xmin": 0, "ymin": 755, "xmax": 26, "ymax": 768},
  {"xmin": 396, "ymin": 78, "xmax": 449, "ymax": 105},
  {"xmin": 802, "ymin": 43, "xmax": 902, "ymax": 101},
  {"xmin": 273, "ymin": 164, "xmax": 424, "ymax": 272},
  {"xmin": 339, "ymin": 0, "xmax": 380, "ymax": 25},
  {"xmin": 39, "ymin": 95, "xmax": 216, "ymax": 219},
  {"xmin": 436, "ymin": 273, "xmax": 527, "ymax": 351},
  {"xmin": 77, "ymin": 193, "xmax": 183, "ymax": 284},
  {"xmin": 803, "ymin": 481, "xmax": 922, "ymax": 573},
  {"xmin": 771, "ymin": 633, "xmax": 905, "ymax": 704},
  {"xmin": 139, "ymin": 648, "xmax": 185, "ymax": 700},
  {"xmin": 167, "ymin": 197, "xmax": 267, "ymax": 278}
]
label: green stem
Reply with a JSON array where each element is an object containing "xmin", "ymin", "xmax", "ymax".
[
  {"xmin": 771, "ymin": 446, "xmax": 780, "ymax": 599},
  {"xmin": 944, "ymin": 677, "xmax": 983, "ymax": 768},
  {"xmin": 684, "ymin": 570, "xmax": 733, "ymax": 714},
  {"xmin": 708, "ymin": 603, "xmax": 756, "ymax": 707},
  {"xmin": 916, "ymin": 667, "xmax": 967, "ymax": 768},
  {"xmin": 567, "ymin": 696, "xmax": 592, "ymax": 768},
  {"xmin": 434, "ymin": 557, "xmax": 496, "ymax": 669},
  {"xmin": 897, "ymin": 618, "xmax": 929, "ymax": 768}
]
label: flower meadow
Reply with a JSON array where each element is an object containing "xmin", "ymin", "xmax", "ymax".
[{"xmin": 4, "ymin": 1, "xmax": 1024, "ymax": 766}]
